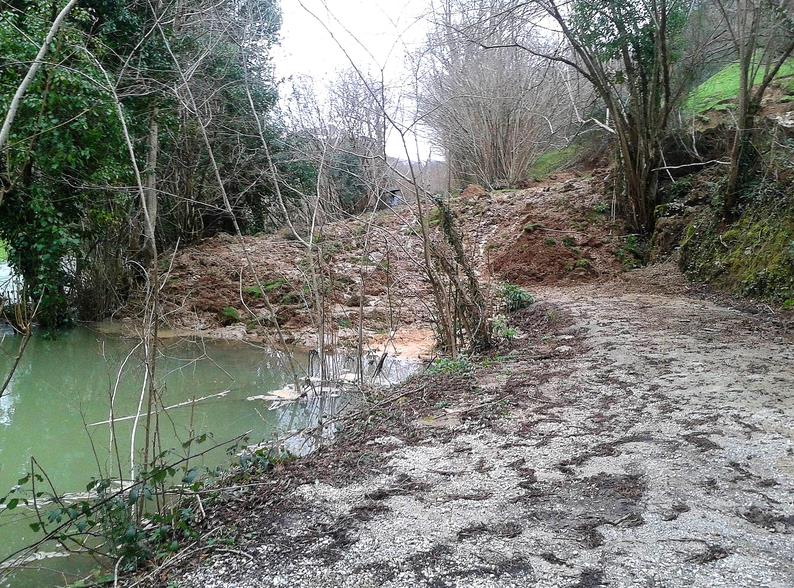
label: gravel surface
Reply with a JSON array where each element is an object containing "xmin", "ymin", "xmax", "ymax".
[{"xmin": 152, "ymin": 285, "xmax": 792, "ymax": 588}]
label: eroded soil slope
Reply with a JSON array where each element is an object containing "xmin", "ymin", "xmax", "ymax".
[
  {"xmin": 137, "ymin": 276, "xmax": 794, "ymax": 588},
  {"xmin": 138, "ymin": 173, "xmax": 625, "ymax": 354}
]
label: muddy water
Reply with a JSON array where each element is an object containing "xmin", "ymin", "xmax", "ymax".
[{"xmin": 0, "ymin": 317, "xmax": 413, "ymax": 586}]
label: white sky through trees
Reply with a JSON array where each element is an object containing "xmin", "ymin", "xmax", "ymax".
[{"xmin": 274, "ymin": 0, "xmax": 438, "ymax": 160}]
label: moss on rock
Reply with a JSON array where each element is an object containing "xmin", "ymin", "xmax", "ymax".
[{"xmin": 679, "ymin": 197, "xmax": 794, "ymax": 305}]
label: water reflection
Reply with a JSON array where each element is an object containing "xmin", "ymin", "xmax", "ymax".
[
  {"xmin": 0, "ymin": 388, "xmax": 14, "ymax": 426},
  {"xmin": 0, "ymin": 325, "xmax": 418, "ymax": 587}
]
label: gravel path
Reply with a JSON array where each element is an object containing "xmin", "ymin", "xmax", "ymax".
[{"xmin": 168, "ymin": 286, "xmax": 793, "ymax": 588}]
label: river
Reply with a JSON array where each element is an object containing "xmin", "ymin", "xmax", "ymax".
[{"xmin": 0, "ymin": 262, "xmax": 413, "ymax": 586}]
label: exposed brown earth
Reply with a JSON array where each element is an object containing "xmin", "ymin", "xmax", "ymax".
[{"xmin": 129, "ymin": 173, "xmax": 626, "ymax": 359}]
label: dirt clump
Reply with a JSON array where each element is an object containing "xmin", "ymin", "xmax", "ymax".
[
  {"xmin": 460, "ymin": 183, "xmax": 490, "ymax": 200},
  {"xmin": 489, "ymin": 175, "xmax": 626, "ymax": 286}
]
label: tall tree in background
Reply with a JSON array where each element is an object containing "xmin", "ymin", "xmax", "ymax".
[
  {"xmin": 328, "ymin": 69, "xmax": 388, "ymax": 211},
  {"xmin": 0, "ymin": 0, "xmax": 288, "ymax": 325},
  {"xmin": 422, "ymin": 0, "xmax": 585, "ymax": 189},
  {"xmin": 714, "ymin": 0, "xmax": 794, "ymax": 217},
  {"xmin": 458, "ymin": 0, "xmax": 717, "ymax": 231},
  {"xmin": 533, "ymin": 0, "xmax": 696, "ymax": 231}
]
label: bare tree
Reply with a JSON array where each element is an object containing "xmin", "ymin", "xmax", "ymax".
[
  {"xmin": 299, "ymin": 0, "xmax": 493, "ymax": 355},
  {"xmin": 453, "ymin": 0, "xmax": 720, "ymax": 231},
  {"xmin": 421, "ymin": 0, "xmax": 586, "ymax": 188},
  {"xmin": 714, "ymin": 0, "xmax": 794, "ymax": 216}
]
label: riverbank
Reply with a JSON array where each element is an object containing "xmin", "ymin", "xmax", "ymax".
[{"xmin": 122, "ymin": 269, "xmax": 794, "ymax": 587}]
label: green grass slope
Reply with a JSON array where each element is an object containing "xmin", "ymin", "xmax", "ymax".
[
  {"xmin": 685, "ymin": 59, "xmax": 794, "ymax": 114},
  {"xmin": 528, "ymin": 145, "xmax": 579, "ymax": 180}
]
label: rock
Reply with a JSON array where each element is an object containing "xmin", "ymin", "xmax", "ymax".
[
  {"xmin": 650, "ymin": 215, "xmax": 689, "ymax": 261},
  {"xmin": 769, "ymin": 110, "xmax": 794, "ymax": 129},
  {"xmin": 212, "ymin": 325, "xmax": 247, "ymax": 340},
  {"xmin": 560, "ymin": 181, "xmax": 576, "ymax": 192},
  {"xmin": 369, "ymin": 435, "xmax": 405, "ymax": 447},
  {"xmin": 362, "ymin": 306, "xmax": 389, "ymax": 323}
]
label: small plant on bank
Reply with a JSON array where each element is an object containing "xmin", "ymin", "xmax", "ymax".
[
  {"xmin": 575, "ymin": 258, "xmax": 591, "ymax": 270},
  {"xmin": 427, "ymin": 356, "xmax": 472, "ymax": 375},
  {"xmin": 500, "ymin": 283, "xmax": 535, "ymax": 312},
  {"xmin": 279, "ymin": 292, "xmax": 301, "ymax": 305},
  {"xmin": 245, "ymin": 279, "xmax": 288, "ymax": 300},
  {"xmin": 492, "ymin": 314, "xmax": 518, "ymax": 341},
  {"xmin": 6, "ymin": 441, "xmax": 218, "ymax": 576},
  {"xmin": 263, "ymin": 278, "xmax": 287, "ymax": 292},
  {"xmin": 593, "ymin": 202, "xmax": 609, "ymax": 215},
  {"xmin": 615, "ymin": 234, "xmax": 647, "ymax": 269},
  {"xmin": 219, "ymin": 306, "xmax": 241, "ymax": 325},
  {"xmin": 243, "ymin": 286, "xmax": 263, "ymax": 299}
]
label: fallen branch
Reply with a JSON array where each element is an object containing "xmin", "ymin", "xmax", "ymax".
[{"xmin": 86, "ymin": 391, "xmax": 230, "ymax": 427}]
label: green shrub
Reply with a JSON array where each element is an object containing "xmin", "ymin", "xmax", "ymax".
[
  {"xmin": 220, "ymin": 306, "xmax": 241, "ymax": 325},
  {"xmin": 615, "ymin": 235, "xmax": 647, "ymax": 269},
  {"xmin": 574, "ymin": 258, "xmax": 591, "ymax": 269},
  {"xmin": 492, "ymin": 314, "xmax": 518, "ymax": 341},
  {"xmin": 427, "ymin": 207, "xmax": 442, "ymax": 228},
  {"xmin": 427, "ymin": 356, "xmax": 471, "ymax": 375},
  {"xmin": 544, "ymin": 238, "xmax": 557, "ymax": 247},
  {"xmin": 500, "ymin": 283, "xmax": 535, "ymax": 312},
  {"xmin": 262, "ymin": 278, "xmax": 287, "ymax": 293}
]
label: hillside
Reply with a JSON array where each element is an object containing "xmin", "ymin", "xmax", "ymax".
[{"xmin": 650, "ymin": 61, "xmax": 794, "ymax": 309}]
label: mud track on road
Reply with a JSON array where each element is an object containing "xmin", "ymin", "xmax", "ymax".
[{"xmin": 133, "ymin": 281, "xmax": 793, "ymax": 588}]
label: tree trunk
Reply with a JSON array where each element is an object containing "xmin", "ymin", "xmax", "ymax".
[
  {"xmin": 724, "ymin": 90, "xmax": 755, "ymax": 219},
  {"xmin": 143, "ymin": 110, "xmax": 159, "ymax": 264},
  {"xmin": 616, "ymin": 128, "xmax": 660, "ymax": 233}
]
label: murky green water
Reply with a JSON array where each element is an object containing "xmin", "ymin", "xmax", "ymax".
[{"xmin": 0, "ymin": 322, "xmax": 403, "ymax": 587}]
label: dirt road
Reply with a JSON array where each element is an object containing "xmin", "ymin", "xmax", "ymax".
[{"xmin": 152, "ymin": 279, "xmax": 793, "ymax": 588}]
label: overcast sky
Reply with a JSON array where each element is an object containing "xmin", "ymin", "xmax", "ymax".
[{"xmin": 273, "ymin": 0, "xmax": 438, "ymax": 159}]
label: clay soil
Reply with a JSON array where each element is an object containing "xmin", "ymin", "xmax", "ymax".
[{"xmin": 126, "ymin": 172, "xmax": 626, "ymax": 359}]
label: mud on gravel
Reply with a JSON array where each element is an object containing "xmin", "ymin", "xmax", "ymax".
[{"xmin": 127, "ymin": 279, "xmax": 794, "ymax": 588}]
